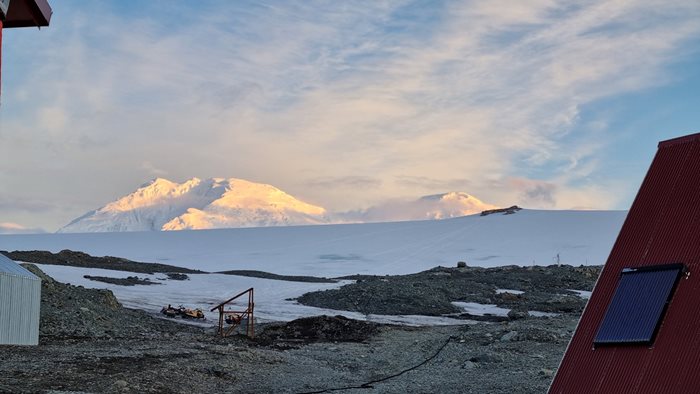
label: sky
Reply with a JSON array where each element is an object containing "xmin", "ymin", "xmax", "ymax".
[{"xmin": 0, "ymin": 0, "xmax": 699, "ymax": 233}]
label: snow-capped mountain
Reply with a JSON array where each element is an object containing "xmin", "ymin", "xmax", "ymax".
[
  {"xmin": 417, "ymin": 192, "xmax": 498, "ymax": 219},
  {"xmin": 58, "ymin": 177, "xmax": 502, "ymax": 233},
  {"xmin": 338, "ymin": 192, "xmax": 497, "ymax": 223},
  {"xmin": 58, "ymin": 177, "xmax": 330, "ymax": 233}
]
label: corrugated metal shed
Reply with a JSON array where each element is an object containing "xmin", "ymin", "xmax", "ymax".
[
  {"xmin": 0, "ymin": 253, "xmax": 41, "ymax": 345},
  {"xmin": 550, "ymin": 132, "xmax": 700, "ymax": 393}
]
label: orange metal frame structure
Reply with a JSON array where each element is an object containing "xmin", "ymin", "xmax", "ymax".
[{"xmin": 210, "ymin": 287, "xmax": 255, "ymax": 338}]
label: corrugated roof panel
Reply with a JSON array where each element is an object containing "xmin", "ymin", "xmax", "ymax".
[
  {"xmin": 0, "ymin": 253, "xmax": 39, "ymax": 279},
  {"xmin": 550, "ymin": 133, "xmax": 700, "ymax": 394}
]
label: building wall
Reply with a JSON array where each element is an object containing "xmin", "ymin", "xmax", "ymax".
[
  {"xmin": 0, "ymin": 272, "xmax": 41, "ymax": 345},
  {"xmin": 550, "ymin": 133, "xmax": 700, "ymax": 393}
]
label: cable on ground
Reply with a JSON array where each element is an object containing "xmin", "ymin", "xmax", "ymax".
[{"xmin": 296, "ymin": 335, "xmax": 455, "ymax": 394}]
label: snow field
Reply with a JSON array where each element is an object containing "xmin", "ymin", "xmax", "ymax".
[
  {"xmin": 2, "ymin": 210, "xmax": 627, "ymax": 277},
  {"xmin": 2, "ymin": 209, "xmax": 624, "ymax": 325},
  {"xmin": 35, "ymin": 265, "xmax": 476, "ymax": 326}
]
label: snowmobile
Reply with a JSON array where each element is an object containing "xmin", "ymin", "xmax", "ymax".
[
  {"xmin": 181, "ymin": 307, "xmax": 205, "ymax": 319},
  {"xmin": 160, "ymin": 304, "xmax": 205, "ymax": 320},
  {"xmin": 160, "ymin": 304, "xmax": 180, "ymax": 318}
]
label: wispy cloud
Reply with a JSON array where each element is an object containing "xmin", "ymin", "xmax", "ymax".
[
  {"xmin": 0, "ymin": 222, "xmax": 47, "ymax": 234},
  {"xmin": 306, "ymin": 176, "xmax": 383, "ymax": 190},
  {"xmin": 1, "ymin": 0, "xmax": 698, "ymax": 229},
  {"xmin": 507, "ymin": 178, "xmax": 558, "ymax": 208},
  {"xmin": 141, "ymin": 161, "xmax": 168, "ymax": 177},
  {"xmin": 395, "ymin": 176, "xmax": 473, "ymax": 191},
  {"xmin": 0, "ymin": 197, "xmax": 56, "ymax": 212}
]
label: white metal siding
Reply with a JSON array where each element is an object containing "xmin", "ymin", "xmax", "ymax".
[
  {"xmin": 0, "ymin": 272, "xmax": 41, "ymax": 345},
  {"xmin": 0, "ymin": 254, "xmax": 40, "ymax": 278}
]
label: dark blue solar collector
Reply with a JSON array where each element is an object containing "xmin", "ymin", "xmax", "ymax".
[{"xmin": 594, "ymin": 263, "xmax": 684, "ymax": 345}]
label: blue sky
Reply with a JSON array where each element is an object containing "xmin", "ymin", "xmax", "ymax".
[{"xmin": 1, "ymin": 0, "xmax": 699, "ymax": 232}]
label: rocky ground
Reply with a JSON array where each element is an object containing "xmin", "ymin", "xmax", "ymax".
[
  {"xmin": 298, "ymin": 264, "xmax": 599, "ymax": 318},
  {"xmin": 2, "ymin": 250, "xmax": 204, "ymax": 274},
  {"xmin": 0, "ymin": 253, "xmax": 598, "ymax": 393}
]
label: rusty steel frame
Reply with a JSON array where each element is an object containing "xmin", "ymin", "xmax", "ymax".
[{"xmin": 210, "ymin": 287, "xmax": 254, "ymax": 338}]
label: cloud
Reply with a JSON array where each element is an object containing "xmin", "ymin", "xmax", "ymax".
[
  {"xmin": 306, "ymin": 176, "xmax": 383, "ymax": 189},
  {"xmin": 0, "ymin": 198, "xmax": 56, "ymax": 213},
  {"xmin": 508, "ymin": 178, "xmax": 557, "ymax": 208},
  {"xmin": 141, "ymin": 161, "xmax": 168, "ymax": 177},
  {"xmin": 1, "ymin": 0, "xmax": 699, "ymax": 229},
  {"xmin": 0, "ymin": 222, "xmax": 47, "ymax": 234},
  {"xmin": 395, "ymin": 176, "xmax": 472, "ymax": 191}
]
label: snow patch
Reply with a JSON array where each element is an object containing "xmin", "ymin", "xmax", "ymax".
[
  {"xmin": 36, "ymin": 264, "xmax": 473, "ymax": 326},
  {"xmin": 569, "ymin": 289, "xmax": 592, "ymax": 299},
  {"xmin": 528, "ymin": 311, "xmax": 559, "ymax": 318},
  {"xmin": 452, "ymin": 302, "xmax": 510, "ymax": 317},
  {"xmin": 452, "ymin": 301, "xmax": 559, "ymax": 319},
  {"xmin": 496, "ymin": 288, "xmax": 524, "ymax": 295}
]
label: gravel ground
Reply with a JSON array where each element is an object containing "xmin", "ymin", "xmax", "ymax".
[
  {"xmin": 0, "ymin": 263, "xmax": 585, "ymax": 393},
  {"xmin": 1, "ymin": 318, "xmax": 575, "ymax": 394}
]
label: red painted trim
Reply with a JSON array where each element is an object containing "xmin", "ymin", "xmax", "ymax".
[{"xmin": 658, "ymin": 132, "xmax": 700, "ymax": 148}]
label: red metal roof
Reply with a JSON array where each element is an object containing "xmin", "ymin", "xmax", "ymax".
[
  {"xmin": 658, "ymin": 131, "xmax": 700, "ymax": 148},
  {"xmin": 550, "ymin": 132, "xmax": 700, "ymax": 393},
  {"xmin": 1, "ymin": 0, "xmax": 52, "ymax": 28}
]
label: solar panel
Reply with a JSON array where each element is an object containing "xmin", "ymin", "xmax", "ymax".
[{"xmin": 594, "ymin": 263, "xmax": 684, "ymax": 345}]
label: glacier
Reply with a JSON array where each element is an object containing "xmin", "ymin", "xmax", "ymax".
[{"xmin": 2, "ymin": 209, "xmax": 627, "ymax": 324}]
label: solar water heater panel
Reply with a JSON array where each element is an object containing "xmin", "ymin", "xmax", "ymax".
[{"xmin": 594, "ymin": 264, "xmax": 684, "ymax": 345}]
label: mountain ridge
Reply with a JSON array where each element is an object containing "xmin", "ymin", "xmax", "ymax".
[
  {"xmin": 58, "ymin": 177, "xmax": 330, "ymax": 233},
  {"xmin": 58, "ymin": 177, "xmax": 499, "ymax": 233}
]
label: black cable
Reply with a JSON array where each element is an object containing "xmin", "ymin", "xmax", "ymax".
[{"xmin": 296, "ymin": 336, "xmax": 455, "ymax": 394}]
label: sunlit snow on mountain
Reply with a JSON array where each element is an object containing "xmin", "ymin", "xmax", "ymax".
[
  {"xmin": 58, "ymin": 177, "xmax": 330, "ymax": 233},
  {"xmin": 58, "ymin": 178, "xmax": 500, "ymax": 233},
  {"xmin": 338, "ymin": 192, "xmax": 497, "ymax": 222}
]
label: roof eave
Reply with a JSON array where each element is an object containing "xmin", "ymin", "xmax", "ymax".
[{"xmin": 1, "ymin": 0, "xmax": 52, "ymax": 28}]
